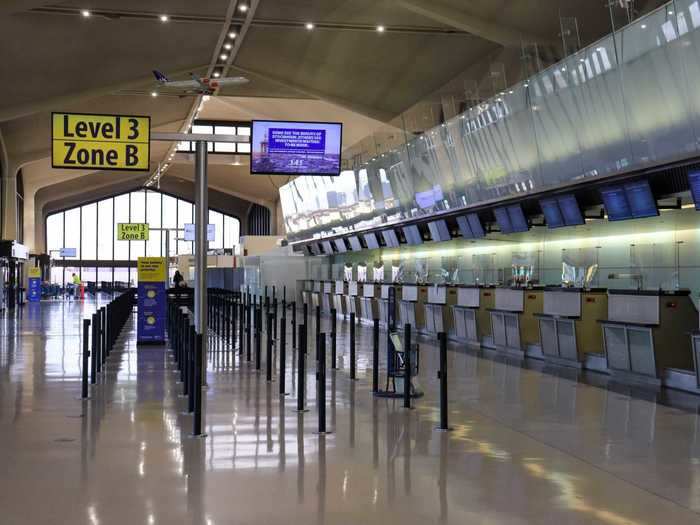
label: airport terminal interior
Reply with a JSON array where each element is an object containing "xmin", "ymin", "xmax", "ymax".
[{"xmin": 6, "ymin": 0, "xmax": 700, "ymax": 523}]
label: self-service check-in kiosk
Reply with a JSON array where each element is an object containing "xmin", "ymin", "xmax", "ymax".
[
  {"xmin": 346, "ymin": 281, "xmax": 359, "ymax": 319},
  {"xmin": 423, "ymin": 285, "xmax": 451, "ymax": 336},
  {"xmin": 333, "ymin": 280, "xmax": 346, "ymax": 318},
  {"xmin": 487, "ymin": 288, "xmax": 543, "ymax": 357},
  {"xmin": 359, "ymin": 282, "xmax": 379, "ymax": 324},
  {"xmin": 600, "ymin": 290, "xmax": 696, "ymax": 387},
  {"xmin": 535, "ymin": 288, "xmax": 608, "ymax": 369}
]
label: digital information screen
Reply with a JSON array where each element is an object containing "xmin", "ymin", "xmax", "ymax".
[
  {"xmin": 558, "ymin": 194, "xmax": 585, "ymax": 226},
  {"xmin": 689, "ymin": 170, "xmax": 700, "ymax": 210},
  {"xmin": 428, "ymin": 220, "xmax": 451, "ymax": 242},
  {"xmin": 403, "ymin": 225, "xmax": 423, "ymax": 246},
  {"xmin": 540, "ymin": 198, "xmax": 565, "ymax": 228},
  {"xmin": 625, "ymin": 181, "xmax": 658, "ymax": 218},
  {"xmin": 456, "ymin": 215, "xmax": 473, "ymax": 238},
  {"xmin": 333, "ymin": 239, "xmax": 347, "ymax": 253},
  {"xmin": 600, "ymin": 186, "xmax": 633, "ymax": 221},
  {"xmin": 507, "ymin": 205, "xmax": 529, "ymax": 232},
  {"xmin": 467, "ymin": 213, "xmax": 485, "ymax": 238},
  {"xmin": 494, "ymin": 207, "xmax": 513, "ymax": 234},
  {"xmin": 321, "ymin": 240, "xmax": 333, "ymax": 254},
  {"xmin": 382, "ymin": 229, "xmax": 400, "ymax": 248},
  {"xmin": 364, "ymin": 232, "xmax": 380, "ymax": 250},
  {"xmin": 251, "ymin": 120, "xmax": 342, "ymax": 176},
  {"xmin": 348, "ymin": 236, "xmax": 362, "ymax": 251}
]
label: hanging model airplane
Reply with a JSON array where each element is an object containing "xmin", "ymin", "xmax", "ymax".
[{"xmin": 152, "ymin": 70, "xmax": 248, "ymax": 95}]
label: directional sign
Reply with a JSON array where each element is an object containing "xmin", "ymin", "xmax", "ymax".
[
  {"xmin": 60, "ymin": 247, "xmax": 77, "ymax": 257},
  {"xmin": 51, "ymin": 112, "xmax": 150, "ymax": 171},
  {"xmin": 117, "ymin": 223, "xmax": 149, "ymax": 241}
]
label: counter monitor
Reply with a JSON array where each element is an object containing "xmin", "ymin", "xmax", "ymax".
[
  {"xmin": 467, "ymin": 213, "xmax": 485, "ymax": 238},
  {"xmin": 600, "ymin": 185, "xmax": 633, "ymax": 221},
  {"xmin": 689, "ymin": 169, "xmax": 700, "ymax": 210},
  {"xmin": 364, "ymin": 232, "xmax": 380, "ymax": 250},
  {"xmin": 625, "ymin": 180, "xmax": 658, "ymax": 218},
  {"xmin": 494, "ymin": 207, "xmax": 513, "ymax": 234},
  {"xmin": 427, "ymin": 220, "xmax": 451, "ymax": 242},
  {"xmin": 402, "ymin": 224, "xmax": 423, "ymax": 246},
  {"xmin": 348, "ymin": 236, "xmax": 362, "ymax": 251},
  {"xmin": 381, "ymin": 229, "xmax": 400, "ymax": 248},
  {"xmin": 321, "ymin": 240, "xmax": 333, "ymax": 254},
  {"xmin": 540, "ymin": 197, "xmax": 565, "ymax": 228},
  {"xmin": 333, "ymin": 238, "xmax": 347, "ymax": 253},
  {"xmin": 507, "ymin": 204, "xmax": 529, "ymax": 232},
  {"xmin": 558, "ymin": 194, "xmax": 585, "ymax": 226}
]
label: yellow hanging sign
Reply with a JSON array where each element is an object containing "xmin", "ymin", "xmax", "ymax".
[
  {"xmin": 137, "ymin": 257, "xmax": 166, "ymax": 282},
  {"xmin": 51, "ymin": 112, "xmax": 150, "ymax": 171},
  {"xmin": 117, "ymin": 223, "xmax": 149, "ymax": 241}
]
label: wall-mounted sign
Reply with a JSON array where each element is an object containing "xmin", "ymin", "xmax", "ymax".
[
  {"xmin": 59, "ymin": 247, "xmax": 77, "ymax": 257},
  {"xmin": 117, "ymin": 223, "xmax": 149, "ymax": 241},
  {"xmin": 51, "ymin": 112, "xmax": 150, "ymax": 171},
  {"xmin": 183, "ymin": 223, "xmax": 215, "ymax": 242}
]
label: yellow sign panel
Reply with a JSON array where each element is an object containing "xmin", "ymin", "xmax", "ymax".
[
  {"xmin": 137, "ymin": 257, "xmax": 166, "ymax": 282},
  {"xmin": 28, "ymin": 267, "xmax": 41, "ymax": 278},
  {"xmin": 51, "ymin": 112, "xmax": 150, "ymax": 171},
  {"xmin": 117, "ymin": 223, "xmax": 149, "ymax": 241}
]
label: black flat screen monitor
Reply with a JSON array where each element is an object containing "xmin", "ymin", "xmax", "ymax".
[
  {"xmin": 558, "ymin": 194, "xmax": 585, "ymax": 226},
  {"xmin": 689, "ymin": 170, "xmax": 700, "ymax": 210},
  {"xmin": 494, "ymin": 207, "xmax": 513, "ymax": 234},
  {"xmin": 348, "ymin": 236, "xmax": 362, "ymax": 251},
  {"xmin": 467, "ymin": 213, "xmax": 485, "ymax": 238},
  {"xmin": 310, "ymin": 244, "xmax": 321, "ymax": 256},
  {"xmin": 321, "ymin": 240, "xmax": 334, "ymax": 254},
  {"xmin": 427, "ymin": 220, "xmax": 451, "ymax": 242},
  {"xmin": 625, "ymin": 180, "xmax": 658, "ymax": 218},
  {"xmin": 251, "ymin": 120, "xmax": 343, "ymax": 176},
  {"xmin": 382, "ymin": 229, "xmax": 400, "ymax": 248},
  {"xmin": 540, "ymin": 198, "xmax": 565, "ymax": 228},
  {"xmin": 333, "ymin": 238, "xmax": 347, "ymax": 253},
  {"xmin": 507, "ymin": 204, "xmax": 529, "ymax": 232},
  {"xmin": 601, "ymin": 186, "xmax": 633, "ymax": 221},
  {"xmin": 456, "ymin": 215, "xmax": 473, "ymax": 238},
  {"xmin": 364, "ymin": 232, "xmax": 380, "ymax": 250},
  {"xmin": 402, "ymin": 225, "xmax": 423, "ymax": 246}
]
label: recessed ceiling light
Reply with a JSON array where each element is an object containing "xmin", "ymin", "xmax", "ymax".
[
  {"xmin": 305, "ymin": 22, "xmax": 315, "ymax": 30},
  {"xmin": 151, "ymin": 91, "xmax": 158, "ymax": 97},
  {"xmin": 238, "ymin": 4, "xmax": 248, "ymax": 12},
  {"xmin": 159, "ymin": 14, "xmax": 169, "ymax": 22},
  {"xmin": 220, "ymin": 53, "xmax": 228, "ymax": 60},
  {"xmin": 81, "ymin": 9, "xmax": 91, "ymax": 17},
  {"xmin": 377, "ymin": 25, "xmax": 385, "ymax": 33},
  {"xmin": 641, "ymin": 24, "xmax": 647, "ymax": 29},
  {"xmin": 224, "ymin": 43, "xmax": 232, "ymax": 50},
  {"xmin": 228, "ymin": 31, "xmax": 237, "ymax": 39},
  {"xmin": 213, "ymin": 71, "xmax": 221, "ymax": 78}
]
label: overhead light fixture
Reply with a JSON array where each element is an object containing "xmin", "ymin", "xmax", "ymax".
[
  {"xmin": 150, "ymin": 91, "xmax": 158, "ymax": 97},
  {"xmin": 377, "ymin": 25, "xmax": 385, "ymax": 33},
  {"xmin": 220, "ymin": 53, "xmax": 228, "ymax": 60},
  {"xmin": 224, "ymin": 43, "xmax": 232, "ymax": 50},
  {"xmin": 159, "ymin": 14, "xmax": 169, "ymax": 22},
  {"xmin": 81, "ymin": 9, "xmax": 91, "ymax": 17},
  {"xmin": 228, "ymin": 31, "xmax": 237, "ymax": 39},
  {"xmin": 641, "ymin": 24, "xmax": 647, "ymax": 29},
  {"xmin": 238, "ymin": 4, "xmax": 248, "ymax": 12},
  {"xmin": 305, "ymin": 22, "xmax": 315, "ymax": 30},
  {"xmin": 213, "ymin": 71, "xmax": 221, "ymax": 78}
]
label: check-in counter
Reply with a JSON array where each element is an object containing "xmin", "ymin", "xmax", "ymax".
[
  {"xmin": 378, "ymin": 284, "xmax": 398, "ymax": 328},
  {"xmin": 399, "ymin": 284, "xmax": 420, "ymax": 331},
  {"xmin": 451, "ymin": 286, "xmax": 482, "ymax": 346},
  {"xmin": 333, "ymin": 280, "xmax": 347, "ymax": 318},
  {"xmin": 321, "ymin": 281, "xmax": 333, "ymax": 314},
  {"xmin": 311, "ymin": 280, "xmax": 322, "ymax": 309},
  {"xmin": 345, "ymin": 281, "xmax": 360, "ymax": 319},
  {"xmin": 423, "ymin": 285, "xmax": 452, "ymax": 336},
  {"xmin": 600, "ymin": 289, "xmax": 696, "ymax": 386},
  {"xmin": 359, "ymin": 283, "xmax": 380, "ymax": 325},
  {"xmin": 535, "ymin": 287, "xmax": 607, "ymax": 368},
  {"xmin": 301, "ymin": 279, "xmax": 314, "ymax": 306},
  {"xmin": 487, "ymin": 288, "xmax": 543, "ymax": 356}
]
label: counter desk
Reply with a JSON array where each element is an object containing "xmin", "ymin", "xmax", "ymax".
[
  {"xmin": 333, "ymin": 280, "xmax": 347, "ymax": 318},
  {"xmin": 359, "ymin": 283, "xmax": 380, "ymax": 325},
  {"xmin": 486, "ymin": 288, "xmax": 543, "ymax": 357},
  {"xmin": 423, "ymin": 285, "xmax": 452, "ymax": 336}
]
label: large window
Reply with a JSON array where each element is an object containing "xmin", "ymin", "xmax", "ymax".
[
  {"xmin": 176, "ymin": 120, "xmax": 251, "ymax": 155},
  {"xmin": 45, "ymin": 189, "xmax": 241, "ymax": 286}
]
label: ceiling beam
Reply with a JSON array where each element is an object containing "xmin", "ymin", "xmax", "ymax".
[{"xmin": 394, "ymin": 0, "xmax": 555, "ymax": 48}]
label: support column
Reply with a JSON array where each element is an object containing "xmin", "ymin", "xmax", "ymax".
[{"xmin": 194, "ymin": 141, "xmax": 208, "ymax": 377}]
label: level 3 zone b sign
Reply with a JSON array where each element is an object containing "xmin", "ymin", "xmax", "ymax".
[{"xmin": 52, "ymin": 112, "xmax": 150, "ymax": 171}]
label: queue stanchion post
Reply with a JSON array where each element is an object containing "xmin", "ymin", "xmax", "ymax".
[
  {"xmin": 255, "ymin": 307, "xmax": 262, "ymax": 371},
  {"xmin": 280, "ymin": 315, "xmax": 287, "ymax": 395},
  {"xmin": 292, "ymin": 301, "xmax": 297, "ymax": 350},
  {"xmin": 95, "ymin": 312, "xmax": 102, "ymax": 374},
  {"xmin": 317, "ymin": 333, "xmax": 328, "ymax": 434},
  {"xmin": 350, "ymin": 312, "xmax": 356, "ymax": 380},
  {"xmin": 192, "ymin": 332, "xmax": 206, "ymax": 437},
  {"xmin": 188, "ymin": 325, "xmax": 196, "ymax": 414},
  {"xmin": 330, "ymin": 309, "xmax": 337, "ymax": 369},
  {"xmin": 90, "ymin": 313, "xmax": 98, "ymax": 384},
  {"xmin": 81, "ymin": 319, "xmax": 90, "ymax": 399},
  {"xmin": 403, "ymin": 323, "xmax": 411, "ymax": 409},
  {"xmin": 315, "ymin": 305, "xmax": 321, "ymax": 361},
  {"xmin": 266, "ymin": 313, "xmax": 273, "ymax": 382},
  {"xmin": 437, "ymin": 332, "xmax": 451, "ymax": 431},
  {"xmin": 372, "ymin": 318, "xmax": 379, "ymax": 393},
  {"xmin": 296, "ymin": 325, "xmax": 308, "ymax": 412}
]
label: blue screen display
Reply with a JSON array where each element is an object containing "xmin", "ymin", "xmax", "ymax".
[
  {"xmin": 601, "ymin": 186, "xmax": 633, "ymax": 221},
  {"xmin": 333, "ymin": 239, "xmax": 347, "ymax": 253},
  {"xmin": 364, "ymin": 233, "xmax": 380, "ymax": 250},
  {"xmin": 467, "ymin": 213, "xmax": 485, "ymax": 238},
  {"xmin": 540, "ymin": 198, "xmax": 565, "ymax": 229},
  {"xmin": 507, "ymin": 205, "xmax": 529, "ymax": 232},
  {"xmin": 428, "ymin": 220, "xmax": 451, "ymax": 242},
  {"xmin": 403, "ymin": 225, "xmax": 423, "ymax": 246},
  {"xmin": 456, "ymin": 215, "xmax": 473, "ymax": 238},
  {"xmin": 625, "ymin": 181, "xmax": 657, "ymax": 218},
  {"xmin": 689, "ymin": 170, "xmax": 700, "ymax": 211},
  {"xmin": 348, "ymin": 236, "xmax": 362, "ymax": 251},
  {"xmin": 494, "ymin": 207, "xmax": 513, "ymax": 234},
  {"xmin": 382, "ymin": 229, "xmax": 400, "ymax": 248},
  {"xmin": 558, "ymin": 194, "xmax": 585, "ymax": 226},
  {"xmin": 251, "ymin": 120, "xmax": 342, "ymax": 176},
  {"xmin": 321, "ymin": 240, "xmax": 333, "ymax": 254}
]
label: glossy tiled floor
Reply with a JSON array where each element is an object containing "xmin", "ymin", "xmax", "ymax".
[{"xmin": 2, "ymin": 300, "xmax": 700, "ymax": 524}]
